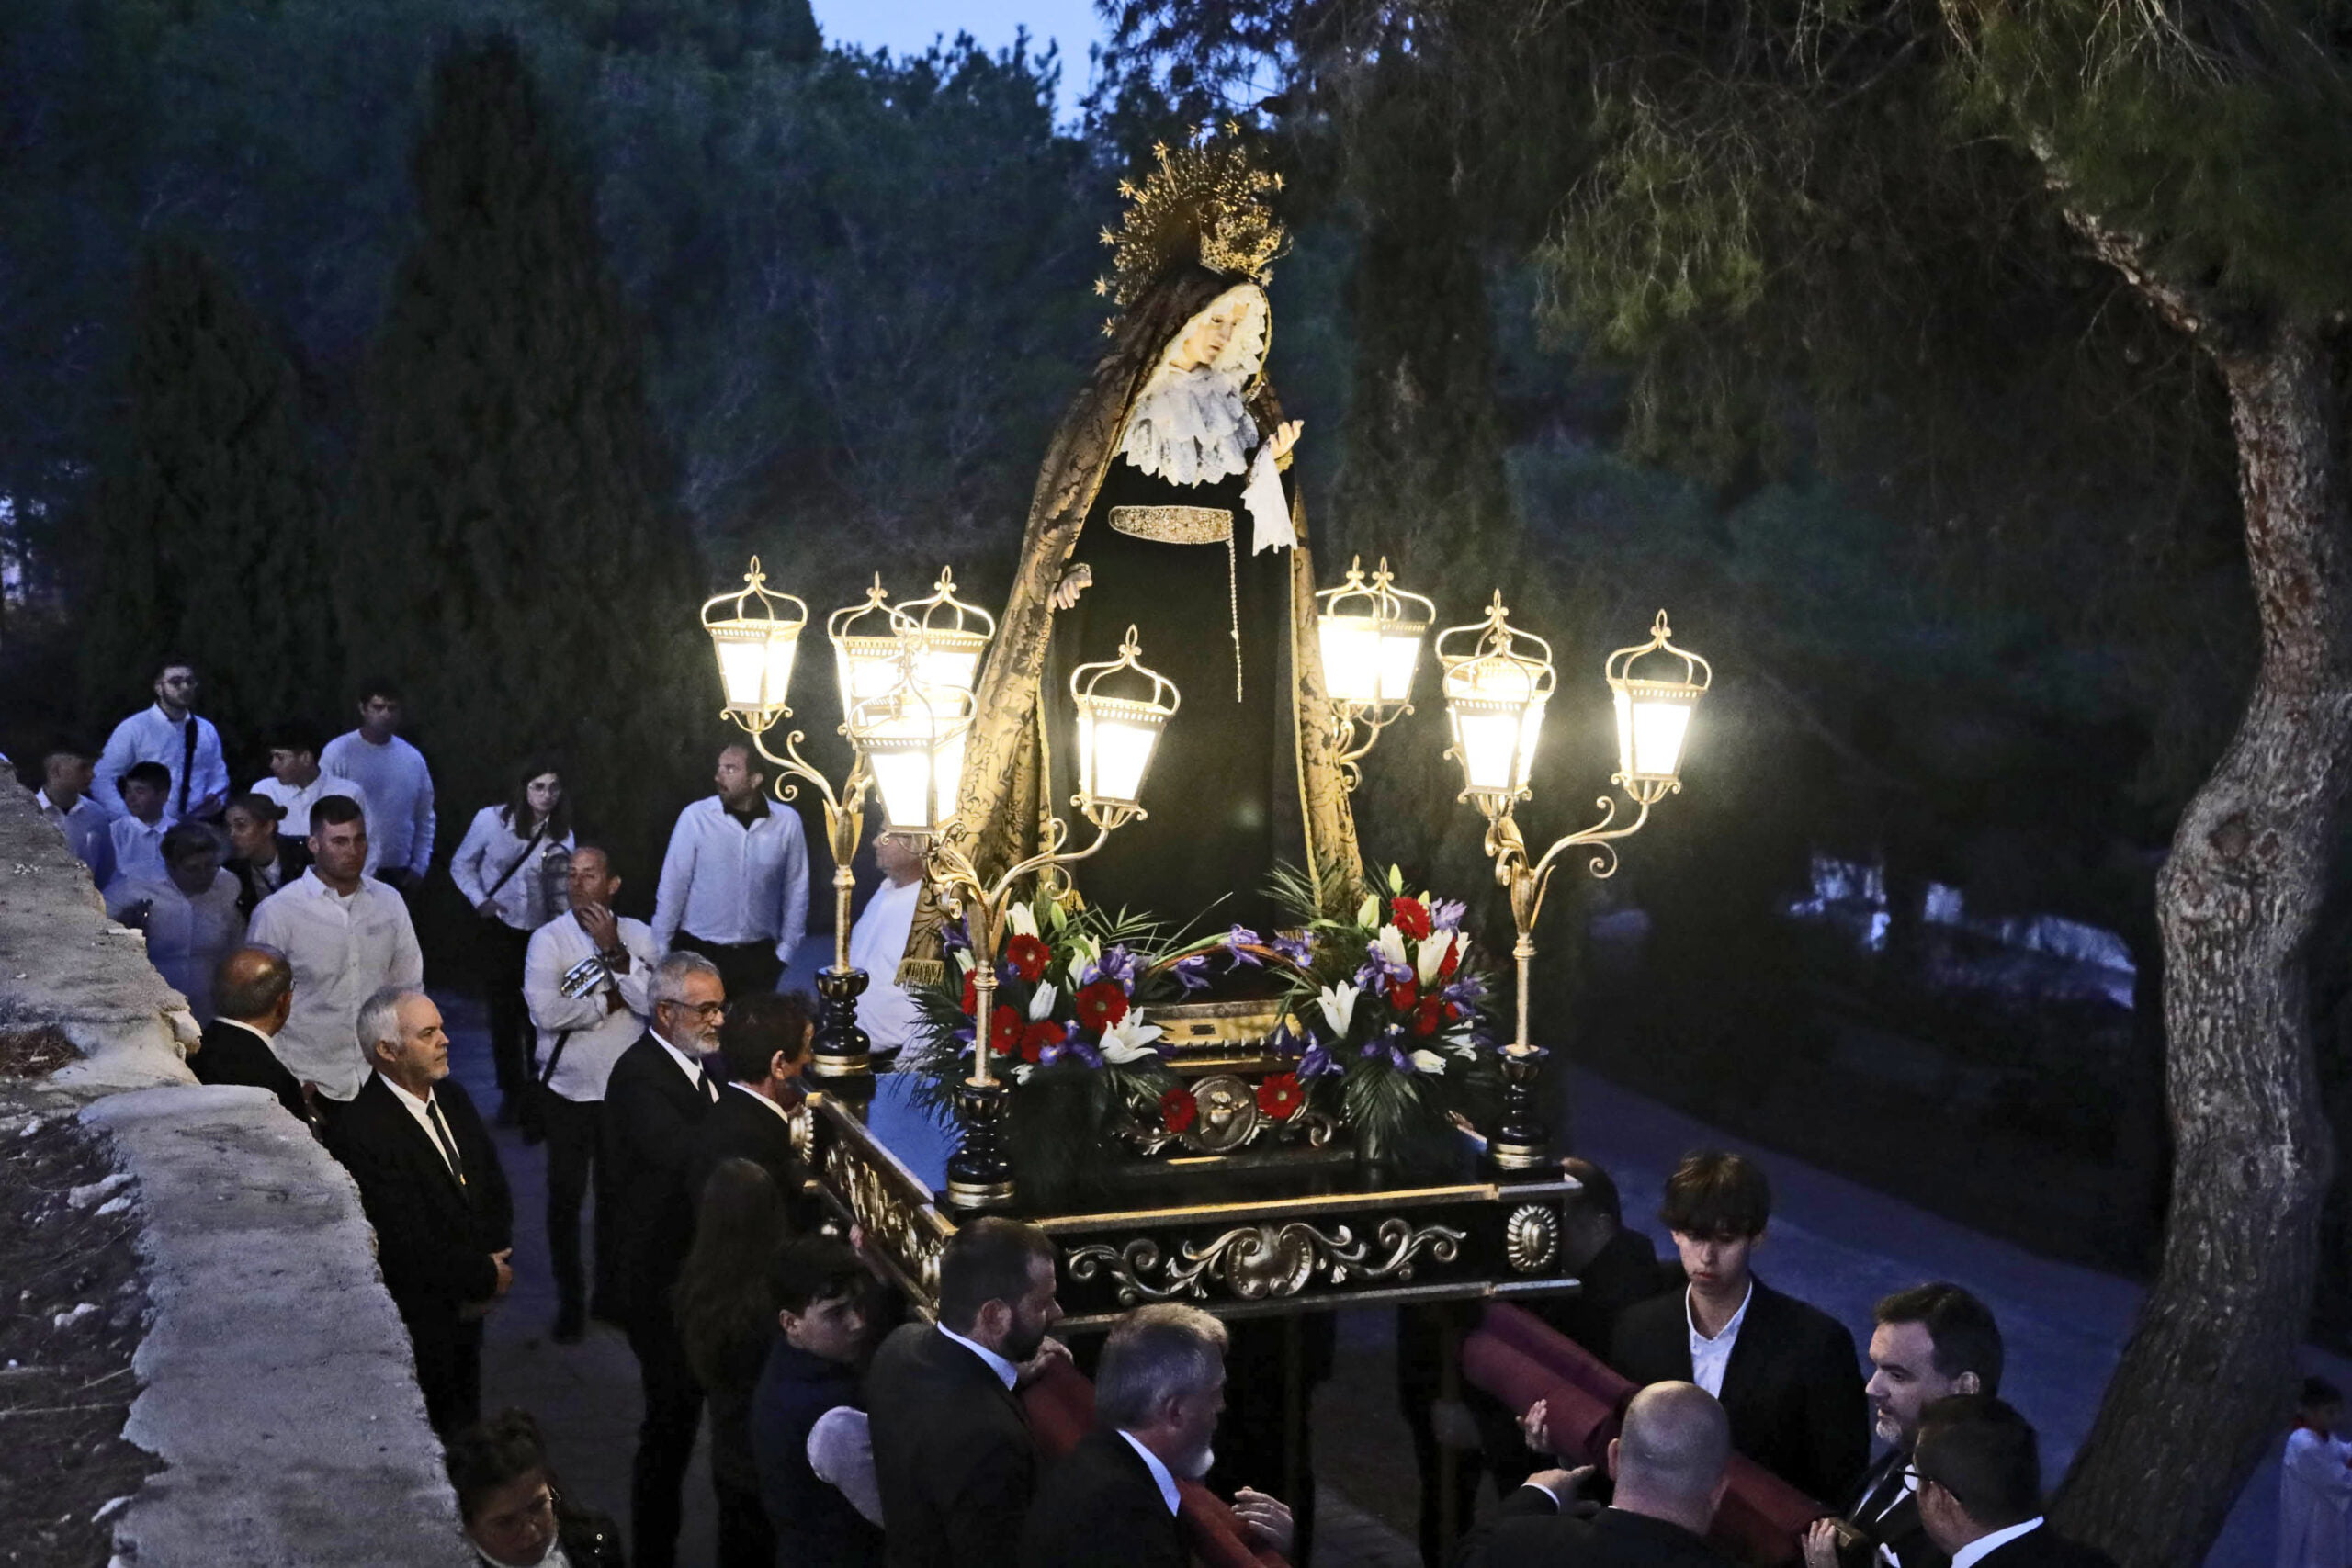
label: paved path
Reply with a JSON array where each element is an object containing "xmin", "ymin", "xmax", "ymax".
[{"xmin": 443, "ymin": 950, "xmax": 2330, "ymax": 1567}]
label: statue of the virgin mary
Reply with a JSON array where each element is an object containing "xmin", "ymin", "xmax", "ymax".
[{"xmin": 898, "ymin": 139, "xmax": 1363, "ymax": 984}]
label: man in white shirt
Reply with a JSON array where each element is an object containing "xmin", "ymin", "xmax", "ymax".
[
  {"xmin": 1911, "ymin": 1395, "xmax": 2113, "ymax": 1568},
  {"xmin": 107, "ymin": 761, "xmax": 175, "ymax": 886},
  {"xmin": 36, "ymin": 748, "xmax": 115, "ymax": 887},
  {"xmin": 846, "ymin": 831, "xmax": 926, "ymax": 1066},
  {"xmin": 652, "ymin": 743, "xmax": 809, "ymax": 998},
  {"xmin": 522, "ymin": 843, "xmax": 659, "ymax": 1341},
  {"xmin": 1020, "ymin": 1303, "xmax": 1295, "ymax": 1567},
  {"xmin": 92, "ymin": 657, "xmax": 229, "ymax": 823},
  {"xmin": 320, "ymin": 677, "xmax": 435, "ymax": 891},
  {"xmin": 252, "ymin": 723, "xmax": 373, "ymax": 868},
  {"xmin": 247, "ymin": 795, "xmax": 424, "ymax": 1106},
  {"xmin": 106, "ymin": 822, "xmax": 247, "ymax": 1019}
]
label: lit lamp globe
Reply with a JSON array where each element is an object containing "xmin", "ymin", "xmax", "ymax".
[
  {"xmin": 1070, "ymin": 626, "xmax": 1180, "ymax": 826},
  {"xmin": 701, "ymin": 557, "xmax": 808, "ymax": 727},
  {"xmin": 1605, "ymin": 611, "xmax": 1711, "ymax": 805},
  {"xmin": 1436, "ymin": 593, "xmax": 1555, "ymax": 816},
  {"xmin": 829, "ymin": 578, "xmax": 913, "ymax": 716},
  {"xmin": 849, "ymin": 659, "xmax": 974, "ymax": 837},
  {"xmin": 899, "ymin": 566, "xmax": 998, "ymax": 698},
  {"xmin": 1317, "ymin": 556, "xmax": 1435, "ymax": 711}
]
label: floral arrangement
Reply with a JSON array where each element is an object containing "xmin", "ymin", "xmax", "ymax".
[
  {"xmin": 904, "ymin": 895, "xmax": 1193, "ymax": 1203},
  {"xmin": 1227, "ymin": 863, "xmax": 1503, "ymax": 1175}
]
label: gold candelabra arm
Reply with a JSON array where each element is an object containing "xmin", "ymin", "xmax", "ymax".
[
  {"xmin": 1329, "ymin": 700, "xmax": 1413, "ymax": 792},
  {"xmin": 741, "ymin": 717, "xmax": 846, "ymax": 820}
]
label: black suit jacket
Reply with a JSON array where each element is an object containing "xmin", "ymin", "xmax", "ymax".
[
  {"xmin": 225, "ymin": 839, "xmax": 311, "ymax": 919},
  {"xmin": 1458, "ymin": 1488, "xmax": 1739, "ymax": 1568},
  {"xmin": 603, "ymin": 1032, "xmax": 718, "ymax": 1324},
  {"xmin": 1838, "ymin": 1450, "xmax": 1944, "ymax": 1568},
  {"xmin": 1975, "ymin": 1526, "xmax": 2119, "ymax": 1568},
  {"xmin": 329, "ymin": 1073, "xmax": 513, "ymax": 1337},
  {"xmin": 692, "ymin": 1084, "xmax": 820, "ymax": 1233},
  {"xmin": 868, "ymin": 1323, "xmax": 1036, "ymax": 1568},
  {"xmin": 1540, "ymin": 1226, "xmax": 1667, "ymax": 1356},
  {"xmin": 1020, "ymin": 1428, "xmax": 1185, "ymax": 1568},
  {"xmin": 190, "ymin": 1019, "xmax": 313, "ymax": 1126},
  {"xmin": 1611, "ymin": 1275, "xmax": 1870, "ymax": 1506}
]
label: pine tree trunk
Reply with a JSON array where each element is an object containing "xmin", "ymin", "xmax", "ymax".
[{"xmin": 2053, "ymin": 324, "xmax": 2347, "ymax": 1564}]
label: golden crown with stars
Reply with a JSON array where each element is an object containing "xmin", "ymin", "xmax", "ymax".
[{"xmin": 1096, "ymin": 129, "xmax": 1289, "ymax": 314}]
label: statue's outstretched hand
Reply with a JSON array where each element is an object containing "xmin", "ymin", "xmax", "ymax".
[
  {"xmin": 1052, "ymin": 563, "xmax": 1092, "ymax": 611},
  {"xmin": 1266, "ymin": 419, "xmax": 1304, "ymax": 465}
]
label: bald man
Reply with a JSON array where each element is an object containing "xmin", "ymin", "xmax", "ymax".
[
  {"xmin": 190, "ymin": 945, "xmax": 317, "ymax": 1129},
  {"xmin": 1457, "ymin": 1382, "xmax": 1740, "ymax": 1568}
]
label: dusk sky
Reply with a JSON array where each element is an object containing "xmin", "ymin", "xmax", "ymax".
[{"xmin": 809, "ymin": 0, "xmax": 1112, "ymax": 109}]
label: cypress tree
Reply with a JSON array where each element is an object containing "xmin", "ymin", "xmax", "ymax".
[
  {"xmin": 80, "ymin": 234, "xmax": 335, "ymax": 752},
  {"xmin": 342, "ymin": 32, "xmax": 704, "ymax": 870}
]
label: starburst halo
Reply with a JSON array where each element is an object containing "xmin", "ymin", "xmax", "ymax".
[{"xmin": 1097, "ymin": 126, "xmax": 1289, "ymax": 311}]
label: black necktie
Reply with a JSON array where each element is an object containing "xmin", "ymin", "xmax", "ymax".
[
  {"xmin": 696, "ymin": 1065, "xmax": 718, "ymax": 1104},
  {"xmin": 425, "ymin": 1098, "xmax": 467, "ymax": 1186},
  {"xmin": 1852, "ymin": 1453, "xmax": 1907, "ymax": 1524},
  {"xmin": 177, "ymin": 716, "xmax": 197, "ymax": 818}
]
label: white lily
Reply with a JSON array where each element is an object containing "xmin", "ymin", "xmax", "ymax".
[
  {"xmin": 1356, "ymin": 893, "xmax": 1380, "ymax": 928},
  {"xmin": 1098, "ymin": 1012, "xmax": 1165, "ymax": 1065},
  {"xmin": 1027, "ymin": 982, "xmax": 1058, "ymax": 1021},
  {"xmin": 1373, "ymin": 924, "xmax": 1410, "ymax": 970},
  {"xmin": 1065, "ymin": 931, "xmax": 1100, "ymax": 978},
  {"xmin": 1416, "ymin": 930, "xmax": 1455, "ymax": 986},
  {"xmin": 1408, "ymin": 1049, "xmax": 1449, "ymax": 1075},
  {"xmin": 1008, "ymin": 903, "xmax": 1040, "ymax": 940},
  {"xmin": 1317, "ymin": 982, "xmax": 1361, "ymax": 1037},
  {"xmin": 954, "ymin": 947, "xmax": 976, "ymax": 975},
  {"xmin": 1014, "ymin": 1063, "xmax": 1036, "ymax": 1085}
]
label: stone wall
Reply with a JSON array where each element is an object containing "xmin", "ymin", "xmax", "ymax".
[{"xmin": 0, "ymin": 785, "xmax": 471, "ymax": 1567}]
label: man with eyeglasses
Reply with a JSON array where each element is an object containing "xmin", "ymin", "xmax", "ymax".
[
  {"xmin": 1907, "ymin": 1396, "xmax": 2115, "ymax": 1568},
  {"xmin": 604, "ymin": 952, "xmax": 729, "ymax": 1568}
]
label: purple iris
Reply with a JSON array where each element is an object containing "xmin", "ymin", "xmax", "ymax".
[
  {"xmin": 1271, "ymin": 931, "xmax": 1316, "ymax": 965},
  {"xmin": 1223, "ymin": 926, "xmax": 1265, "ymax": 967},
  {"xmin": 1430, "ymin": 898, "xmax": 1467, "ymax": 931},
  {"xmin": 1081, "ymin": 944, "xmax": 1145, "ymax": 989},
  {"xmin": 1298, "ymin": 1040, "xmax": 1339, "ymax": 1078},
  {"xmin": 1038, "ymin": 1036, "xmax": 1103, "ymax": 1069},
  {"xmin": 1360, "ymin": 1039, "xmax": 1412, "ymax": 1071},
  {"xmin": 1170, "ymin": 954, "xmax": 1214, "ymax": 993}
]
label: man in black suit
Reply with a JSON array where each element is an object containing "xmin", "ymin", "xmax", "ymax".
[
  {"xmin": 1022, "ymin": 1303, "xmax": 1295, "ymax": 1568},
  {"xmin": 1459, "ymin": 1381, "xmax": 1741, "ymax": 1568},
  {"xmin": 605, "ymin": 950, "xmax": 729, "ymax": 1568},
  {"xmin": 695, "ymin": 989, "xmax": 819, "ymax": 1229},
  {"xmin": 1611, "ymin": 1151, "xmax": 1869, "ymax": 1506},
  {"xmin": 328, "ymin": 985, "xmax": 514, "ymax": 1434},
  {"xmin": 1912, "ymin": 1396, "xmax": 2116, "ymax": 1568},
  {"xmin": 869, "ymin": 1216, "xmax": 1069, "ymax": 1568},
  {"xmin": 189, "ymin": 945, "xmax": 316, "ymax": 1130},
  {"xmin": 1806, "ymin": 1284, "xmax": 2004, "ymax": 1568}
]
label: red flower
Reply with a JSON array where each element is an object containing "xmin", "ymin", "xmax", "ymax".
[
  {"xmin": 1005, "ymin": 933, "xmax": 1052, "ymax": 983},
  {"xmin": 989, "ymin": 1005, "xmax": 1022, "ymax": 1055},
  {"xmin": 960, "ymin": 970, "xmax": 978, "ymax": 1016},
  {"xmin": 1413, "ymin": 997, "xmax": 1445, "ymax": 1037},
  {"xmin": 1444, "ymin": 1000, "xmax": 1464, "ymax": 1022},
  {"xmin": 1438, "ymin": 942, "xmax": 1460, "ymax": 980},
  {"xmin": 1389, "ymin": 979, "xmax": 1419, "ymax": 1014},
  {"xmin": 1392, "ymin": 897, "xmax": 1431, "ymax": 940},
  {"xmin": 1075, "ymin": 981, "xmax": 1130, "ymax": 1034},
  {"xmin": 1160, "ymin": 1087, "xmax": 1198, "ymax": 1134},
  {"xmin": 1257, "ymin": 1073, "xmax": 1305, "ymax": 1120},
  {"xmin": 1019, "ymin": 1021, "xmax": 1063, "ymax": 1064}
]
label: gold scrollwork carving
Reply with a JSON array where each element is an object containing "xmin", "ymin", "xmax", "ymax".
[
  {"xmin": 821, "ymin": 1139, "xmax": 944, "ymax": 1303},
  {"xmin": 1069, "ymin": 1216, "xmax": 1466, "ymax": 1305},
  {"xmin": 1502, "ymin": 1202, "xmax": 1560, "ymax": 1274}
]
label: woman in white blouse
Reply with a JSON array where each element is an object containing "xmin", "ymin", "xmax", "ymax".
[{"xmin": 452, "ymin": 757, "xmax": 574, "ymax": 1124}]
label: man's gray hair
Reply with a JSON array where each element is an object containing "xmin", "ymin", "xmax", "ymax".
[
  {"xmin": 1094, "ymin": 1303, "xmax": 1230, "ymax": 1431},
  {"xmin": 650, "ymin": 950, "xmax": 722, "ymax": 1009},
  {"xmin": 1616, "ymin": 1382, "xmax": 1732, "ymax": 1504},
  {"xmin": 356, "ymin": 984, "xmax": 424, "ymax": 1060}
]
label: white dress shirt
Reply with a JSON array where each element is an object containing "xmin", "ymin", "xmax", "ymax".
[
  {"xmin": 246, "ymin": 869, "xmax": 424, "ymax": 1100},
  {"xmin": 1951, "ymin": 1517, "xmax": 2046, "ymax": 1568},
  {"xmin": 847, "ymin": 875, "xmax": 923, "ymax": 1057},
  {"xmin": 379, "ymin": 1073, "xmax": 463, "ymax": 1178},
  {"xmin": 39, "ymin": 790, "xmax": 115, "ymax": 886},
  {"xmin": 523, "ymin": 910, "xmax": 659, "ymax": 1102},
  {"xmin": 105, "ymin": 870, "xmax": 247, "ymax": 1018},
  {"xmin": 320, "ymin": 730, "xmax": 436, "ymax": 879},
  {"xmin": 93, "ymin": 704, "xmax": 228, "ymax": 822},
  {"xmin": 1116, "ymin": 1431, "xmax": 1183, "ymax": 1516},
  {"xmin": 937, "ymin": 1325, "xmax": 1020, "ymax": 1390},
  {"xmin": 654, "ymin": 1029, "xmax": 722, "ymax": 1102},
  {"xmin": 1686, "ymin": 1280, "xmax": 1754, "ymax": 1398},
  {"xmin": 651, "ymin": 795, "xmax": 810, "ymax": 964},
  {"xmin": 451, "ymin": 807, "xmax": 575, "ymax": 931},
  {"xmin": 250, "ymin": 773, "xmax": 375, "ymax": 868},
  {"xmin": 108, "ymin": 815, "xmax": 170, "ymax": 886}
]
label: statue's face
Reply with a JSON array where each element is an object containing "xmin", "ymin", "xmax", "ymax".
[{"xmin": 1169, "ymin": 299, "xmax": 1246, "ymax": 372}]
